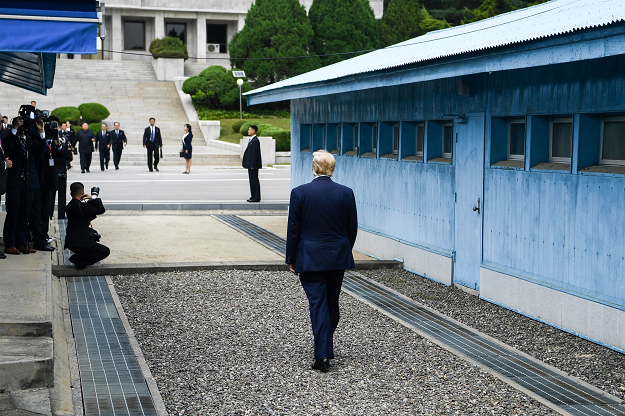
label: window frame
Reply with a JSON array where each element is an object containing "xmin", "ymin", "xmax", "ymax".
[
  {"xmin": 123, "ymin": 20, "xmax": 146, "ymax": 51},
  {"xmin": 600, "ymin": 115, "xmax": 625, "ymax": 167},
  {"xmin": 416, "ymin": 122, "xmax": 425, "ymax": 159},
  {"xmin": 550, "ymin": 117, "xmax": 573, "ymax": 164},
  {"xmin": 508, "ymin": 118, "xmax": 526, "ymax": 161},
  {"xmin": 300, "ymin": 124, "xmax": 312, "ymax": 152},
  {"xmin": 442, "ymin": 122, "xmax": 453, "ymax": 159},
  {"xmin": 166, "ymin": 22, "xmax": 187, "ymax": 44},
  {"xmin": 372, "ymin": 122, "xmax": 378, "ymax": 156},
  {"xmin": 392, "ymin": 122, "xmax": 399, "ymax": 155}
]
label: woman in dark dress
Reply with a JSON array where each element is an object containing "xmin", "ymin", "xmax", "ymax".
[{"xmin": 182, "ymin": 123, "xmax": 193, "ymax": 174}]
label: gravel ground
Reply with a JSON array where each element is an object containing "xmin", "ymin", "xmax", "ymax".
[
  {"xmin": 362, "ymin": 269, "xmax": 625, "ymax": 402},
  {"xmin": 113, "ymin": 271, "xmax": 557, "ymax": 415}
]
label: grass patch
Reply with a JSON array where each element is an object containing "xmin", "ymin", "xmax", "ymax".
[
  {"xmin": 219, "ymin": 118, "xmax": 291, "ymax": 144},
  {"xmin": 195, "ymin": 105, "xmax": 290, "ymax": 120}
]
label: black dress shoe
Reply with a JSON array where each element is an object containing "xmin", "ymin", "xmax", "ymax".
[
  {"xmin": 149, "ymin": 169, "xmax": 153, "ymax": 172},
  {"xmin": 154, "ymin": 167, "xmax": 159, "ymax": 172},
  {"xmin": 312, "ymin": 358, "xmax": 330, "ymax": 372},
  {"xmin": 115, "ymin": 166, "xmax": 119, "ymax": 170},
  {"xmin": 0, "ymin": 252, "xmax": 6, "ymax": 259},
  {"xmin": 34, "ymin": 245, "xmax": 55, "ymax": 252},
  {"xmin": 81, "ymin": 169, "xmax": 85, "ymax": 173}
]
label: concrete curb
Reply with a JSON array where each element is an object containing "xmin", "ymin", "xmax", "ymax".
[
  {"xmin": 51, "ymin": 260, "xmax": 403, "ymax": 277},
  {"xmin": 100, "ymin": 202, "xmax": 289, "ymax": 211}
]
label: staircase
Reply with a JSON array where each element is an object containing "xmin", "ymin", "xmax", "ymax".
[{"xmin": 0, "ymin": 59, "xmax": 240, "ymax": 166}]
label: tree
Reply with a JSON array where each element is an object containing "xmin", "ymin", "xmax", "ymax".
[
  {"xmin": 228, "ymin": 0, "xmax": 320, "ymax": 87},
  {"xmin": 379, "ymin": 1, "xmax": 451, "ymax": 47},
  {"xmin": 182, "ymin": 66, "xmax": 253, "ymax": 109},
  {"xmin": 309, "ymin": 0, "xmax": 380, "ymax": 66},
  {"xmin": 462, "ymin": 0, "xmax": 516, "ymax": 24}
]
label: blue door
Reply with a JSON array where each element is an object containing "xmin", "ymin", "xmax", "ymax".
[{"xmin": 453, "ymin": 114, "xmax": 485, "ymax": 290}]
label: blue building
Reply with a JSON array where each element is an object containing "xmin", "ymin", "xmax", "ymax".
[{"xmin": 246, "ymin": 0, "xmax": 625, "ymax": 353}]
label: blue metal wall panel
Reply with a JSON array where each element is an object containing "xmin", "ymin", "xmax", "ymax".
[{"xmin": 290, "ymin": 53, "xmax": 625, "ymax": 309}]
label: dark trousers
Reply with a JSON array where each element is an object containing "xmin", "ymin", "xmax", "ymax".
[
  {"xmin": 248, "ymin": 168, "xmax": 261, "ymax": 201},
  {"xmin": 112, "ymin": 147, "xmax": 123, "ymax": 168},
  {"xmin": 55, "ymin": 177, "xmax": 67, "ymax": 219},
  {"xmin": 99, "ymin": 148, "xmax": 110, "ymax": 170},
  {"xmin": 80, "ymin": 152, "xmax": 92, "ymax": 171},
  {"xmin": 67, "ymin": 243, "xmax": 110, "ymax": 267},
  {"xmin": 17, "ymin": 188, "xmax": 46, "ymax": 248},
  {"xmin": 40, "ymin": 185, "xmax": 52, "ymax": 238},
  {"xmin": 3, "ymin": 185, "xmax": 22, "ymax": 248},
  {"xmin": 146, "ymin": 143, "xmax": 159, "ymax": 170},
  {"xmin": 299, "ymin": 269, "xmax": 345, "ymax": 359}
]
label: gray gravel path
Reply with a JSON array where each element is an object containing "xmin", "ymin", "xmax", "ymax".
[
  {"xmin": 113, "ymin": 271, "xmax": 557, "ymax": 415},
  {"xmin": 362, "ymin": 269, "xmax": 625, "ymax": 403}
]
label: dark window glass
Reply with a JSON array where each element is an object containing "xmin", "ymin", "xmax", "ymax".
[
  {"xmin": 509, "ymin": 120, "xmax": 525, "ymax": 157},
  {"xmin": 372, "ymin": 123, "xmax": 378, "ymax": 151},
  {"xmin": 166, "ymin": 23, "xmax": 186, "ymax": 43},
  {"xmin": 392, "ymin": 123, "xmax": 399, "ymax": 154},
  {"xmin": 551, "ymin": 120, "xmax": 572, "ymax": 159},
  {"xmin": 443, "ymin": 124, "xmax": 453, "ymax": 156},
  {"xmin": 603, "ymin": 119, "xmax": 625, "ymax": 162},
  {"xmin": 353, "ymin": 125, "xmax": 358, "ymax": 150},
  {"xmin": 124, "ymin": 21, "xmax": 145, "ymax": 50},
  {"xmin": 207, "ymin": 24, "xmax": 228, "ymax": 53},
  {"xmin": 336, "ymin": 125, "xmax": 341, "ymax": 153},
  {"xmin": 416, "ymin": 123, "xmax": 424, "ymax": 153}
]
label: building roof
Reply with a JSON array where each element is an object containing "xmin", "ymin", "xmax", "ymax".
[{"xmin": 246, "ymin": 0, "xmax": 625, "ymax": 102}]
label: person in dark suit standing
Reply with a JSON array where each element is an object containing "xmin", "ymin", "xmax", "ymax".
[
  {"xmin": 110, "ymin": 122, "xmax": 127, "ymax": 170},
  {"xmin": 2, "ymin": 118, "xmax": 26, "ymax": 255},
  {"xmin": 64, "ymin": 182, "xmax": 110, "ymax": 269},
  {"xmin": 0, "ymin": 128, "xmax": 13, "ymax": 260},
  {"xmin": 0, "ymin": 114, "xmax": 8, "ymax": 139},
  {"xmin": 95, "ymin": 123, "xmax": 111, "ymax": 171},
  {"xmin": 52, "ymin": 125, "xmax": 73, "ymax": 220},
  {"xmin": 76, "ymin": 122, "xmax": 95, "ymax": 173},
  {"xmin": 182, "ymin": 123, "xmax": 193, "ymax": 174},
  {"xmin": 242, "ymin": 125, "xmax": 261, "ymax": 202},
  {"xmin": 286, "ymin": 150, "xmax": 358, "ymax": 372},
  {"xmin": 143, "ymin": 117, "xmax": 162, "ymax": 172}
]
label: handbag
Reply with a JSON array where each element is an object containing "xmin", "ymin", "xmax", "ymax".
[{"xmin": 179, "ymin": 148, "xmax": 185, "ymax": 158}]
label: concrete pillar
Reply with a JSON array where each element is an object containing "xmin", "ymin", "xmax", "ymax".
[
  {"xmin": 111, "ymin": 8, "xmax": 122, "ymax": 61},
  {"xmin": 238, "ymin": 14, "xmax": 246, "ymax": 31},
  {"xmin": 196, "ymin": 13, "xmax": 207, "ymax": 64},
  {"xmin": 155, "ymin": 10, "xmax": 165, "ymax": 40}
]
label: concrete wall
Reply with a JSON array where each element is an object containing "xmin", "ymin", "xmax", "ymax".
[{"xmin": 289, "ymin": 53, "xmax": 625, "ymax": 352}]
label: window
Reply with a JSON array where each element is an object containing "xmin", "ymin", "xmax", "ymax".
[
  {"xmin": 166, "ymin": 23, "xmax": 186, "ymax": 43},
  {"xmin": 341, "ymin": 123, "xmax": 358, "ymax": 156},
  {"xmin": 359, "ymin": 122, "xmax": 377, "ymax": 157},
  {"xmin": 372, "ymin": 123, "xmax": 378, "ymax": 154},
  {"xmin": 416, "ymin": 123, "xmax": 425, "ymax": 158},
  {"xmin": 207, "ymin": 23, "xmax": 228, "ymax": 53},
  {"xmin": 327, "ymin": 124, "xmax": 341, "ymax": 154},
  {"xmin": 300, "ymin": 124, "xmax": 311, "ymax": 152},
  {"xmin": 550, "ymin": 117, "xmax": 573, "ymax": 163},
  {"xmin": 601, "ymin": 116, "xmax": 625, "ymax": 166},
  {"xmin": 509, "ymin": 118, "xmax": 525, "ymax": 161},
  {"xmin": 392, "ymin": 123, "xmax": 399, "ymax": 155},
  {"xmin": 124, "ymin": 21, "xmax": 145, "ymax": 50},
  {"xmin": 312, "ymin": 124, "xmax": 325, "ymax": 151},
  {"xmin": 443, "ymin": 122, "xmax": 453, "ymax": 159},
  {"xmin": 353, "ymin": 124, "xmax": 358, "ymax": 151}
]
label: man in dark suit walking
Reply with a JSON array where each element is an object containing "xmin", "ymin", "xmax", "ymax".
[
  {"xmin": 242, "ymin": 125, "xmax": 261, "ymax": 202},
  {"xmin": 76, "ymin": 122, "xmax": 95, "ymax": 173},
  {"xmin": 110, "ymin": 122, "xmax": 127, "ymax": 170},
  {"xmin": 286, "ymin": 150, "xmax": 358, "ymax": 372},
  {"xmin": 95, "ymin": 123, "xmax": 111, "ymax": 171},
  {"xmin": 65, "ymin": 182, "xmax": 110, "ymax": 269},
  {"xmin": 142, "ymin": 117, "xmax": 162, "ymax": 172},
  {"xmin": 0, "ymin": 127, "xmax": 13, "ymax": 260}
]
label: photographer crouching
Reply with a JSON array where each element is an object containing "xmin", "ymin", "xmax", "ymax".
[{"xmin": 65, "ymin": 183, "xmax": 109, "ymax": 269}]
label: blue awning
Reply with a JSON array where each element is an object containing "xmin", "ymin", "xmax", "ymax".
[{"xmin": 0, "ymin": 0, "xmax": 98, "ymax": 94}]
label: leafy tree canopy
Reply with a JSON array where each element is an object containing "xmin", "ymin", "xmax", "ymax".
[
  {"xmin": 309, "ymin": 0, "xmax": 380, "ymax": 66},
  {"xmin": 228, "ymin": 0, "xmax": 320, "ymax": 87},
  {"xmin": 379, "ymin": 0, "xmax": 451, "ymax": 47},
  {"xmin": 462, "ymin": 0, "xmax": 516, "ymax": 24}
]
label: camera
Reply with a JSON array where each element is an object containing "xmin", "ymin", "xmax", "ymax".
[
  {"xmin": 16, "ymin": 105, "xmax": 57, "ymax": 139},
  {"xmin": 90, "ymin": 187, "xmax": 100, "ymax": 197}
]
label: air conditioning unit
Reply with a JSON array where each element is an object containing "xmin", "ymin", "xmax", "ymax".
[{"xmin": 207, "ymin": 43, "xmax": 220, "ymax": 53}]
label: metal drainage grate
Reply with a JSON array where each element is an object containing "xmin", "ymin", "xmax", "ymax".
[
  {"xmin": 67, "ymin": 276, "xmax": 158, "ymax": 415},
  {"xmin": 214, "ymin": 214, "xmax": 287, "ymax": 254},
  {"xmin": 217, "ymin": 215, "xmax": 625, "ymax": 416}
]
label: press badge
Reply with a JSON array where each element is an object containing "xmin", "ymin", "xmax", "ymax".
[{"xmin": 49, "ymin": 159, "xmax": 54, "ymax": 166}]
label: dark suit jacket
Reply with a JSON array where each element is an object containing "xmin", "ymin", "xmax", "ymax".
[
  {"xmin": 143, "ymin": 126, "xmax": 162, "ymax": 147},
  {"xmin": 110, "ymin": 129, "xmax": 127, "ymax": 149},
  {"xmin": 0, "ymin": 142, "xmax": 6, "ymax": 195},
  {"xmin": 95, "ymin": 130, "xmax": 110, "ymax": 151},
  {"xmin": 64, "ymin": 197, "xmax": 105, "ymax": 249},
  {"xmin": 242, "ymin": 136, "xmax": 262, "ymax": 169},
  {"xmin": 0, "ymin": 125, "xmax": 8, "ymax": 139},
  {"xmin": 2, "ymin": 131, "xmax": 25, "ymax": 189},
  {"xmin": 76, "ymin": 129, "xmax": 95, "ymax": 153},
  {"xmin": 66, "ymin": 129, "xmax": 76, "ymax": 148},
  {"xmin": 182, "ymin": 133, "xmax": 193, "ymax": 151},
  {"xmin": 286, "ymin": 176, "xmax": 358, "ymax": 273},
  {"xmin": 34, "ymin": 139, "xmax": 60, "ymax": 190}
]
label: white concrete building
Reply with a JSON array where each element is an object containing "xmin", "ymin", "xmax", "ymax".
[{"xmin": 62, "ymin": 0, "xmax": 383, "ymax": 68}]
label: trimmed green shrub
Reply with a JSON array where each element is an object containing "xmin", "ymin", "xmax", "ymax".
[
  {"xmin": 51, "ymin": 106, "xmax": 81, "ymax": 125},
  {"xmin": 78, "ymin": 103, "xmax": 110, "ymax": 124},
  {"xmin": 185, "ymin": 65, "xmax": 252, "ymax": 110},
  {"xmin": 256, "ymin": 124, "xmax": 273, "ymax": 135},
  {"xmin": 231, "ymin": 119, "xmax": 247, "ymax": 133},
  {"xmin": 149, "ymin": 36, "xmax": 188, "ymax": 59},
  {"xmin": 273, "ymin": 130, "xmax": 291, "ymax": 152},
  {"xmin": 88, "ymin": 123, "xmax": 102, "ymax": 134},
  {"xmin": 239, "ymin": 121, "xmax": 258, "ymax": 136}
]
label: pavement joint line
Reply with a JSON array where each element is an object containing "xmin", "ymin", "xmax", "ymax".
[
  {"xmin": 104, "ymin": 275, "xmax": 168, "ymax": 416},
  {"xmin": 210, "ymin": 215, "xmax": 625, "ymax": 416}
]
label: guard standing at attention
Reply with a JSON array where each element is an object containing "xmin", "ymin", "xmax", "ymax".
[{"xmin": 242, "ymin": 125, "xmax": 261, "ymax": 202}]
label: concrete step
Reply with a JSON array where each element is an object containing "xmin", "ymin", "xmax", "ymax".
[{"xmin": 0, "ymin": 337, "xmax": 54, "ymax": 392}]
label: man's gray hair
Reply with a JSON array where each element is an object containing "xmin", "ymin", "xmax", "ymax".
[{"xmin": 312, "ymin": 150, "xmax": 336, "ymax": 176}]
